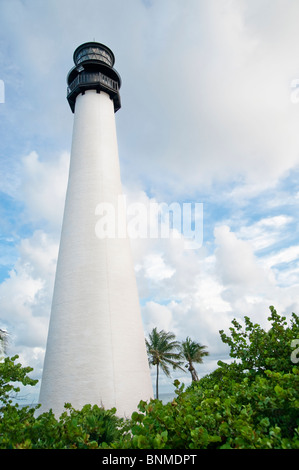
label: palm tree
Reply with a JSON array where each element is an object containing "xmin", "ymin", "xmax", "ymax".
[
  {"xmin": 146, "ymin": 328, "xmax": 185, "ymax": 399},
  {"xmin": 180, "ymin": 337, "xmax": 209, "ymax": 382}
]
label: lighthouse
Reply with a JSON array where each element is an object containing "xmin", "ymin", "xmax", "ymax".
[{"xmin": 38, "ymin": 42, "xmax": 153, "ymax": 417}]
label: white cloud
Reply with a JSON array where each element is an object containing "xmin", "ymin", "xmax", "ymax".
[
  {"xmin": 19, "ymin": 151, "xmax": 69, "ymax": 231},
  {"xmin": 137, "ymin": 253, "xmax": 175, "ymax": 282},
  {"xmin": 237, "ymin": 215, "xmax": 294, "ymax": 251},
  {"xmin": 127, "ymin": 185, "xmax": 299, "ymax": 361},
  {"xmin": 114, "ymin": 0, "xmax": 299, "ymax": 198},
  {"xmin": 214, "ymin": 225, "xmax": 270, "ymax": 288},
  {"xmin": 264, "ymin": 245, "xmax": 299, "ymax": 270},
  {"xmin": 142, "ymin": 301, "xmax": 177, "ymax": 334},
  {"xmin": 0, "ymin": 230, "xmax": 58, "ymax": 352}
]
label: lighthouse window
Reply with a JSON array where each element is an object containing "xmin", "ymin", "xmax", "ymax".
[{"xmin": 76, "ymin": 47, "xmax": 113, "ymax": 66}]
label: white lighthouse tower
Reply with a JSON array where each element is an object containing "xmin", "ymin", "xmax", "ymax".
[{"xmin": 38, "ymin": 42, "xmax": 153, "ymax": 416}]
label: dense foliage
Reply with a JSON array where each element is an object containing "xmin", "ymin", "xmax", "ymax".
[
  {"xmin": 115, "ymin": 368, "xmax": 298, "ymax": 449},
  {"xmin": 111, "ymin": 307, "xmax": 299, "ymax": 449},
  {"xmin": 0, "ymin": 307, "xmax": 298, "ymax": 448}
]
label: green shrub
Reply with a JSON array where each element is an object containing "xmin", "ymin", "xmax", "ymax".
[
  {"xmin": 29, "ymin": 404, "xmax": 122, "ymax": 449},
  {"xmin": 1, "ymin": 401, "xmax": 123, "ymax": 449},
  {"xmin": 114, "ymin": 369, "xmax": 299, "ymax": 449},
  {"xmin": 0, "ymin": 355, "xmax": 122, "ymax": 449},
  {"xmin": 113, "ymin": 307, "xmax": 299, "ymax": 449}
]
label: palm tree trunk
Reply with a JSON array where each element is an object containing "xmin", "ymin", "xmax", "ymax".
[
  {"xmin": 156, "ymin": 363, "xmax": 159, "ymax": 399},
  {"xmin": 188, "ymin": 361, "xmax": 199, "ymax": 382}
]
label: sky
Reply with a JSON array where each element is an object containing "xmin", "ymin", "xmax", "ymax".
[{"xmin": 1, "ymin": 0, "xmax": 299, "ymax": 402}]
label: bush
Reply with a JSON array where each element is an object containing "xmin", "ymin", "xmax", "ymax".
[
  {"xmin": 114, "ymin": 369, "xmax": 298, "ymax": 449},
  {"xmin": 218, "ymin": 306, "xmax": 299, "ymax": 376},
  {"xmin": 28, "ymin": 404, "xmax": 122, "ymax": 449},
  {"xmin": 0, "ymin": 355, "xmax": 122, "ymax": 449},
  {"xmin": 1, "ymin": 401, "xmax": 123, "ymax": 449},
  {"xmin": 112, "ymin": 307, "xmax": 299, "ymax": 449}
]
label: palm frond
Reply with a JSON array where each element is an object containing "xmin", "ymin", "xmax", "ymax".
[{"xmin": 181, "ymin": 336, "xmax": 209, "ymax": 364}]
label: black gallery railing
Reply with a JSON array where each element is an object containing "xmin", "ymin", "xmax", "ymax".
[{"xmin": 67, "ymin": 72, "xmax": 118, "ymax": 95}]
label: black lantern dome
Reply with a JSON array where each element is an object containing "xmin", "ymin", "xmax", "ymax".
[{"xmin": 67, "ymin": 42, "xmax": 121, "ymax": 113}]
